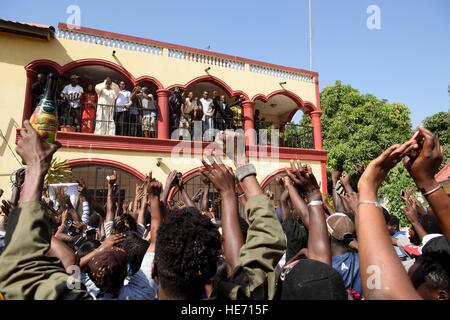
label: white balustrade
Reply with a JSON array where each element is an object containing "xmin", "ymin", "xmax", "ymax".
[{"xmin": 57, "ymin": 25, "xmax": 313, "ymax": 82}]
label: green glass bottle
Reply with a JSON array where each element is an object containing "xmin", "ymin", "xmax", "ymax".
[{"xmin": 29, "ymin": 73, "xmax": 59, "ymax": 143}]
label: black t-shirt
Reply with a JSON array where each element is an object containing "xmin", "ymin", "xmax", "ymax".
[
  {"xmin": 282, "ymin": 215, "xmax": 308, "ymax": 262},
  {"xmin": 170, "ymin": 95, "xmax": 182, "ymax": 115}
]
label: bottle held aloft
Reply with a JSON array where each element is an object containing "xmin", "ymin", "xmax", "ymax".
[{"xmin": 29, "ymin": 73, "xmax": 59, "ymax": 144}]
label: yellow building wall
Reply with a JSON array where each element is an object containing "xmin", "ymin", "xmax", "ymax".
[{"xmin": 0, "ymin": 31, "xmax": 321, "ymax": 200}]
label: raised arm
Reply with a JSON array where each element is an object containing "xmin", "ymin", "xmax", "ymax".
[
  {"xmin": 403, "ymin": 126, "xmax": 450, "ymax": 242},
  {"xmin": 282, "ymin": 172, "xmax": 310, "ymax": 229},
  {"xmin": 147, "ymin": 179, "xmax": 163, "ymax": 253},
  {"xmin": 105, "ymin": 171, "xmax": 117, "ymax": 223},
  {"xmin": 0, "ymin": 121, "xmax": 89, "ymax": 299},
  {"xmin": 214, "ymin": 131, "xmax": 286, "ymax": 299},
  {"xmin": 201, "ymin": 156, "xmax": 242, "ymax": 277},
  {"xmin": 357, "ymin": 140, "xmax": 422, "ymax": 300},
  {"xmin": 286, "ymin": 160, "xmax": 330, "ymax": 265}
]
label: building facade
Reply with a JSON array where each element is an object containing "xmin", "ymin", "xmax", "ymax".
[{"xmin": 0, "ymin": 21, "xmax": 327, "ymax": 216}]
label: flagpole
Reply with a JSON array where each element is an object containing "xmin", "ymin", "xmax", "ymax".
[{"xmin": 309, "ymin": 0, "xmax": 312, "ymax": 71}]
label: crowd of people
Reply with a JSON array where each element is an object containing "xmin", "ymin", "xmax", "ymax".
[
  {"xmin": 31, "ymin": 73, "xmax": 250, "ymax": 140},
  {"xmin": 0, "ymin": 122, "xmax": 448, "ymax": 300}
]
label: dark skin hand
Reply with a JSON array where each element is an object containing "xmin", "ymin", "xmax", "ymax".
[
  {"xmin": 340, "ymin": 171, "xmax": 356, "ymax": 195},
  {"xmin": 105, "ymin": 171, "xmax": 117, "ymax": 223},
  {"xmin": 16, "ymin": 120, "xmax": 60, "ymax": 204},
  {"xmin": 200, "ymin": 172, "xmax": 210, "ymax": 212},
  {"xmin": 79, "ymin": 233, "xmax": 126, "ymax": 269},
  {"xmin": 281, "ymin": 175, "xmax": 310, "ymax": 228},
  {"xmin": 147, "ymin": 179, "xmax": 163, "ymax": 253},
  {"xmin": 403, "ymin": 126, "xmax": 449, "ymax": 241},
  {"xmin": 401, "ymin": 195, "xmax": 427, "ymax": 241},
  {"xmin": 331, "ymin": 171, "xmax": 346, "ymax": 212},
  {"xmin": 357, "ymin": 139, "xmax": 421, "ymax": 300},
  {"xmin": 285, "ymin": 160, "xmax": 330, "ymax": 265},
  {"xmin": 201, "ymin": 154, "xmax": 242, "ymax": 278},
  {"xmin": 11, "ymin": 168, "xmax": 25, "ymax": 206},
  {"xmin": 276, "ymin": 177, "xmax": 290, "ymax": 221},
  {"xmin": 354, "ymin": 163, "xmax": 365, "ymax": 175},
  {"xmin": 161, "ymin": 170, "xmax": 178, "ymax": 203}
]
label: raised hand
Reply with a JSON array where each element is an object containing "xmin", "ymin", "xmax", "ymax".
[
  {"xmin": 16, "ymin": 120, "xmax": 60, "ymax": 172},
  {"xmin": 214, "ymin": 130, "xmax": 247, "ymax": 168},
  {"xmin": 200, "ymin": 156, "xmax": 235, "ymax": 196},
  {"xmin": 285, "ymin": 160, "xmax": 321, "ymax": 201},
  {"xmin": 147, "ymin": 180, "xmax": 163, "ymax": 198},
  {"xmin": 100, "ymin": 233, "xmax": 126, "ymax": 249},
  {"xmin": 403, "ymin": 126, "xmax": 444, "ymax": 191},
  {"xmin": 354, "ymin": 163, "xmax": 365, "ymax": 175},
  {"xmin": 358, "ymin": 140, "xmax": 418, "ymax": 194},
  {"xmin": 107, "ymin": 170, "xmax": 117, "ymax": 187}
]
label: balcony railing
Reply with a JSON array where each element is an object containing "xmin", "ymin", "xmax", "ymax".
[
  {"xmin": 255, "ymin": 120, "xmax": 314, "ymax": 149},
  {"xmin": 56, "ymin": 100, "xmax": 158, "ymax": 138},
  {"xmin": 54, "ymin": 100, "xmax": 314, "ymax": 149}
]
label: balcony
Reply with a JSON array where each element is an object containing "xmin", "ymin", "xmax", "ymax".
[{"xmin": 17, "ymin": 22, "xmax": 325, "ymax": 161}]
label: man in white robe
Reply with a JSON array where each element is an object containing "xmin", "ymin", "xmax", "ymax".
[{"xmin": 94, "ymin": 77, "xmax": 120, "ymax": 135}]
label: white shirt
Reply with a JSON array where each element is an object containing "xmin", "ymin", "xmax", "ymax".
[
  {"xmin": 116, "ymin": 90, "xmax": 131, "ymax": 112},
  {"xmin": 62, "ymin": 84, "xmax": 84, "ymax": 108},
  {"xmin": 200, "ymin": 98, "xmax": 213, "ymax": 119}
]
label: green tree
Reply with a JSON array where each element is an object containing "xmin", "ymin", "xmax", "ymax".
[
  {"xmin": 297, "ymin": 80, "xmax": 415, "ymax": 225},
  {"xmin": 421, "ymin": 111, "xmax": 449, "ymax": 171}
]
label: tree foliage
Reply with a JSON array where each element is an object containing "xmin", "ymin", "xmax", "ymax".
[
  {"xmin": 298, "ymin": 80, "xmax": 415, "ymax": 225},
  {"xmin": 421, "ymin": 111, "xmax": 449, "ymax": 171}
]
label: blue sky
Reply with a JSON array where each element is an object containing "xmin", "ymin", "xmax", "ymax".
[{"xmin": 1, "ymin": 0, "xmax": 449, "ymax": 127}]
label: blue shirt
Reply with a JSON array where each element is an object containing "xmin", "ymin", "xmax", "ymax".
[
  {"xmin": 393, "ymin": 231, "xmax": 411, "ymax": 260},
  {"xmin": 332, "ymin": 251, "xmax": 363, "ymax": 297}
]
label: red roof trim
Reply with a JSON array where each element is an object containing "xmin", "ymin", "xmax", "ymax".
[{"xmin": 435, "ymin": 163, "xmax": 450, "ymax": 183}]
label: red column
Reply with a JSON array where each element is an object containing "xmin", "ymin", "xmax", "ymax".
[
  {"xmin": 309, "ymin": 110, "xmax": 323, "ymax": 150},
  {"xmin": 156, "ymin": 89, "xmax": 171, "ymax": 140},
  {"xmin": 22, "ymin": 69, "xmax": 37, "ymax": 126},
  {"xmin": 242, "ymin": 100, "xmax": 256, "ymax": 146}
]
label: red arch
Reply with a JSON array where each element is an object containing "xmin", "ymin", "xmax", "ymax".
[
  {"xmin": 166, "ymin": 75, "xmax": 250, "ymax": 100},
  {"xmin": 66, "ymin": 158, "xmax": 145, "ymax": 181},
  {"xmin": 259, "ymin": 168, "xmax": 286, "ymax": 188},
  {"xmin": 25, "ymin": 58, "xmax": 163, "ymax": 89},
  {"xmin": 167, "ymin": 166, "xmax": 203, "ymax": 202},
  {"xmin": 251, "ymin": 90, "xmax": 318, "ymax": 115}
]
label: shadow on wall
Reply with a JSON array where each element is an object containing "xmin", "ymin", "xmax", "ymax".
[
  {"xmin": 0, "ymin": 32, "xmax": 72, "ymax": 69},
  {"xmin": 0, "ymin": 118, "xmax": 20, "ymax": 157}
]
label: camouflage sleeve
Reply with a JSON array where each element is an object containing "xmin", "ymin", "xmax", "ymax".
[{"xmin": 0, "ymin": 201, "xmax": 90, "ymax": 300}]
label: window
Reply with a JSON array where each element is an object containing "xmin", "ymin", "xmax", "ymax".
[{"xmin": 69, "ymin": 165, "xmax": 141, "ymax": 208}]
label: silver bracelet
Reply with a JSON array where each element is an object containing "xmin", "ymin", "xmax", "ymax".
[
  {"xmin": 358, "ymin": 200, "xmax": 382, "ymax": 209},
  {"xmin": 422, "ymin": 185, "xmax": 442, "ymax": 197},
  {"xmin": 307, "ymin": 200, "xmax": 323, "ymax": 207}
]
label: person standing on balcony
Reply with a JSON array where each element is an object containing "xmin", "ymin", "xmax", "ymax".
[
  {"xmin": 61, "ymin": 74, "xmax": 84, "ymax": 132},
  {"xmin": 220, "ymin": 95, "xmax": 242, "ymax": 130},
  {"xmin": 139, "ymin": 87, "xmax": 157, "ymax": 139},
  {"xmin": 115, "ymin": 81, "xmax": 132, "ymax": 136},
  {"xmin": 230, "ymin": 95, "xmax": 244, "ymax": 130},
  {"xmin": 169, "ymin": 87, "xmax": 183, "ymax": 138},
  {"xmin": 94, "ymin": 77, "xmax": 120, "ymax": 136},
  {"xmin": 81, "ymin": 84, "xmax": 97, "ymax": 134},
  {"xmin": 31, "ymin": 73, "xmax": 46, "ymax": 114},
  {"xmin": 180, "ymin": 91, "xmax": 195, "ymax": 140},
  {"xmin": 200, "ymin": 91, "xmax": 214, "ymax": 141},
  {"xmin": 129, "ymin": 85, "xmax": 142, "ymax": 137},
  {"xmin": 212, "ymin": 90, "xmax": 225, "ymax": 131}
]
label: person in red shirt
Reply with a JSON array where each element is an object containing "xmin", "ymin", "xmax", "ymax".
[{"xmin": 81, "ymin": 84, "xmax": 97, "ymax": 134}]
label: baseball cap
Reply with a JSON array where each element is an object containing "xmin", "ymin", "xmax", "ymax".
[
  {"xmin": 278, "ymin": 258, "xmax": 347, "ymax": 300},
  {"xmin": 326, "ymin": 213, "xmax": 355, "ymax": 241},
  {"xmin": 403, "ymin": 233, "xmax": 446, "ymax": 257}
]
